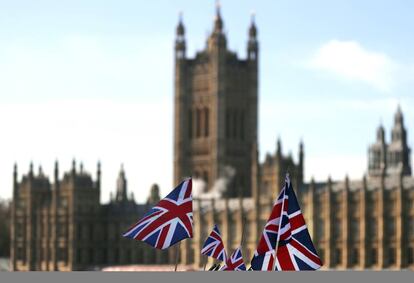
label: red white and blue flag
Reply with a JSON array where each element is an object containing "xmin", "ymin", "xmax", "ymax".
[
  {"xmin": 250, "ymin": 183, "xmax": 286, "ymax": 271},
  {"xmin": 122, "ymin": 178, "xmax": 193, "ymax": 249},
  {"xmin": 251, "ymin": 175, "xmax": 322, "ymax": 271},
  {"xmin": 201, "ymin": 225, "xmax": 227, "ymax": 262},
  {"xmin": 220, "ymin": 247, "xmax": 246, "ymax": 271}
]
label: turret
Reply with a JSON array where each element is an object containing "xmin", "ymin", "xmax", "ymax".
[
  {"xmin": 175, "ymin": 12, "xmax": 186, "ymax": 60},
  {"xmin": 29, "ymin": 161, "xmax": 34, "ymax": 179},
  {"xmin": 247, "ymin": 12, "xmax": 258, "ymax": 61},
  {"xmin": 71, "ymin": 158, "xmax": 76, "ymax": 175},
  {"xmin": 387, "ymin": 105, "xmax": 411, "ymax": 176},
  {"xmin": 147, "ymin": 184, "xmax": 161, "ymax": 205},
  {"xmin": 96, "ymin": 161, "xmax": 101, "ymax": 190},
  {"xmin": 207, "ymin": 1, "xmax": 227, "ymax": 51},
  {"xmin": 54, "ymin": 160, "xmax": 59, "ymax": 182},
  {"xmin": 298, "ymin": 140, "xmax": 304, "ymax": 184},
  {"xmin": 115, "ymin": 164, "xmax": 128, "ymax": 203},
  {"xmin": 13, "ymin": 163, "xmax": 18, "ymax": 195}
]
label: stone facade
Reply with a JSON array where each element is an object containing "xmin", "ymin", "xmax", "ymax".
[{"xmin": 10, "ymin": 162, "xmax": 171, "ymax": 271}]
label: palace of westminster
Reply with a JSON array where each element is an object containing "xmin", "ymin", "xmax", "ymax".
[{"xmin": 10, "ymin": 7, "xmax": 414, "ymax": 270}]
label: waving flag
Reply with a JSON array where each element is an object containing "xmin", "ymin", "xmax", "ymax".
[
  {"xmin": 201, "ymin": 225, "xmax": 227, "ymax": 262},
  {"xmin": 273, "ymin": 175, "xmax": 322, "ymax": 270},
  {"xmin": 250, "ymin": 185, "xmax": 286, "ymax": 270},
  {"xmin": 122, "ymin": 178, "xmax": 193, "ymax": 249},
  {"xmin": 220, "ymin": 247, "xmax": 246, "ymax": 271}
]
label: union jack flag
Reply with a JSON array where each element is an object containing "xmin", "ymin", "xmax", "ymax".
[
  {"xmin": 201, "ymin": 225, "xmax": 227, "ymax": 262},
  {"xmin": 220, "ymin": 247, "xmax": 246, "ymax": 271},
  {"xmin": 274, "ymin": 175, "xmax": 322, "ymax": 270},
  {"xmin": 122, "ymin": 178, "xmax": 193, "ymax": 249},
  {"xmin": 251, "ymin": 174, "xmax": 323, "ymax": 271},
  {"xmin": 250, "ymin": 184, "xmax": 286, "ymax": 271}
]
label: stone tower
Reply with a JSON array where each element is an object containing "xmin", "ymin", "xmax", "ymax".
[
  {"xmin": 387, "ymin": 106, "xmax": 411, "ymax": 175},
  {"xmin": 173, "ymin": 5, "xmax": 259, "ymax": 197},
  {"xmin": 368, "ymin": 106, "xmax": 411, "ymax": 177}
]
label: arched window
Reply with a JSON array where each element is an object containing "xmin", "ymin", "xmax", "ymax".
[{"xmin": 204, "ymin": 107, "xmax": 209, "ymax": 137}]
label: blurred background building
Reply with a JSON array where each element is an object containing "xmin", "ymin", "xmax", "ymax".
[{"xmin": 8, "ymin": 5, "xmax": 414, "ymax": 271}]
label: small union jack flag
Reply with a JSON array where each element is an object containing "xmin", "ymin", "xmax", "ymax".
[
  {"xmin": 122, "ymin": 178, "xmax": 193, "ymax": 249},
  {"xmin": 201, "ymin": 225, "xmax": 227, "ymax": 262},
  {"xmin": 220, "ymin": 247, "xmax": 246, "ymax": 271}
]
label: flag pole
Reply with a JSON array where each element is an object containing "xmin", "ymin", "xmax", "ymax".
[
  {"xmin": 203, "ymin": 255, "xmax": 207, "ymax": 271},
  {"xmin": 239, "ymin": 196, "xmax": 247, "ymax": 257},
  {"xmin": 272, "ymin": 173, "xmax": 289, "ymax": 271},
  {"xmin": 174, "ymin": 242, "xmax": 181, "ymax": 272}
]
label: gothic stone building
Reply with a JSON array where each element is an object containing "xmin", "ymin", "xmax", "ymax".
[{"xmin": 10, "ymin": 162, "xmax": 172, "ymax": 271}]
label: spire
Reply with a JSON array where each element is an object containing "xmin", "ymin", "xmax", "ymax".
[
  {"xmin": 394, "ymin": 104, "xmax": 403, "ymax": 125},
  {"xmin": 13, "ymin": 163, "xmax": 18, "ymax": 184},
  {"xmin": 214, "ymin": 0, "xmax": 223, "ymax": 33},
  {"xmin": 376, "ymin": 122, "xmax": 385, "ymax": 143},
  {"xmin": 116, "ymin": 164, "xmax": 128, "ymax": 202},
  {"xmin": 38, "ymin": 165, "xmax": 43, "ymax": 176},
  {"xmin": 391, "ymin": 105, "xmax": 406, "ymax": 143},
  {"xmin": 72, "ymin": 158, "xmax": 76, "ymax": 174},
  {"xmin": 147, "ymin": 184, "xmax": 161, "ymax": 204},
  {"xmin": 175, "ymin": 11, "xmax": 186, "ymax": 59},
  {"xmin": 249, "ymin": 11, "xmax": 257, "ymax": 38},
  {"xmin": 276, "ymin": 137, "xmax": 282, "ymax": 155},
  {"xmin": 96, "ymin": 160, "xmax": 101, "ymax": 189},
  {"xmin": 207, "ymin": 0, "xmax": 227, "ymax": 51},
  {"xmin": 29, "ymin": 161, "xmax": 34, "ymax": 178},
  {"xmin": 247, "ymin": 10, "xmax": 258, "ymax": 61},
  {"xmin": 54, "ymin": 159, "xmax": 59, "ymax": 183},
  {"xmin": 299, "ymin": 139, "xmax": 304, "ymax": 155},
  {"xmin": 176, "ymin": 11, "xmax": 185, "ymax": 37}
]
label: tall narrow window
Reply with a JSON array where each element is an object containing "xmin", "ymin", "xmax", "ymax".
[
  {"xmin": 335, "ymin": 248, "xmax": 342, "ymax": 265},
  {"xmin": 240, "ymin": 110, "xmax": 245, "ymax": 140},
  {"xmin": 188, "ymin": 109, "xmax": 193, "ymax": 139},
  {"xmin": 408, "ymin": 247, "xmax": 414, "ymax": 264},
  {"xmin": 89, "ymin": 248, "xmax": 94, "ymax": 264},
  {"xmin": 371, "ymin": 248, "xmax": 378, "ymax": 265},
  {"xmin": 226, "ymin": 109, "xmax": 230, "ymax": 138},
  {"xmin": 196, "ymin": 108, "xmax": 201, "ymax": 138},
  {"xmin": 389, "ymin": 248, "xmax": 396, "ymax": 265},
  {"xmin": 232, "ymin": 109, "xmax": 238, "ymax": 139},
  {"xmin": 204, "ymin": 107, "xmax": 209, "ymax": 137}
]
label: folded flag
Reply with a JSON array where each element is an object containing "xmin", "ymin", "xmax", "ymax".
[
  {"xmin": 122, "ymin": 178, "xmax": 193, "ymax": 249},
  {"xmin": 250, "ymin": 183, "xmax": 287, "ymax": 271},
  {"xmin": 251, "ymin": 174, "xmax": 323, "ymax": 271},
  {"xmin": 201, "ymin": 225, "xmax": 227, "ymax": 262},
  {"xmin": 220, "ymin": 247, "xmax": 246, "ymax": 271},
  {"xmin": 273, "ymin": 175, "xmax": 322, "ymax": 270}
]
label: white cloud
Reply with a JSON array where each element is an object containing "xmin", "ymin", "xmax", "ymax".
[{"xmin": 308, "ymin": 40, "xmax": 400, "ymax": 92}]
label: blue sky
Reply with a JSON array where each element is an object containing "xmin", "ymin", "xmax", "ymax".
[{"xmin": 0, "ymin": 0, "xmax": 413, "ymax": 202}]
